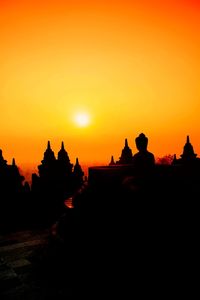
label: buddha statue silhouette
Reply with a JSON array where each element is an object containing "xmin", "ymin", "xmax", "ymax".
[
  {"xmin": 133, "ymin": 133, "xmax": 155, "ymax": 170},
  {"xmin": 121, "ymin": 134, "xmax": 155, "ymax": 198}
]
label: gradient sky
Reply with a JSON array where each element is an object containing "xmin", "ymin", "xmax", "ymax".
[{"xmin": 0, "ymin": 0, "xmax": 200, "ymax": 174}]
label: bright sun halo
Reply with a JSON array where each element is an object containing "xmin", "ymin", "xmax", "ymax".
[{"xmin": 74, "ymin": 112, "xmax": 90, "ymax": 127}]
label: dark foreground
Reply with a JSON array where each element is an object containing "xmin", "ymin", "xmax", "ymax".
[
  {"xmin": 0, "ymin": 174, "xmax": 199, "ymax": 299},
  {"xmin": 0, "ymin": 229, "xmax": 53, "ymax": 299},
  {"xmin": 0, "ymin": 205, "xmax": 198, "ymax": 299}
]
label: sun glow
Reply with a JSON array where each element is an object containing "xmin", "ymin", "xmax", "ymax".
[
  {"xmin": 0, "ymin": 1, "xmax": 200, "ymax": 168},
  {"xmin": 74, "ymin": 112, "xmax": 90, "ymax": 127}
]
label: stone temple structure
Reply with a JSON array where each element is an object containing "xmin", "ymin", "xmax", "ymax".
[
  {"xmin": 116, "ymin": 138, "xmax": 133, "ymax": 164},
  {"xmin": 173, "ymin": 135, "xmax": 200, "ymax": 165},
  {"xmin": 32, "ymin": 141, "xmax": 84, "ymax": 198}
]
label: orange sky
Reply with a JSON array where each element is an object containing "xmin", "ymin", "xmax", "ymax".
[{"xmin": 0, "ymin": 0, "xmax": 200, "ymax": 174}]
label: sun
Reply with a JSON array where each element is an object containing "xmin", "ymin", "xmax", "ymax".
[{"xmin": 74, "ymin": 112, "xmax": 90, "ymax": 127}]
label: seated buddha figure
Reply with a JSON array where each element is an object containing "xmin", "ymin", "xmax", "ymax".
[{"xmin": 132, "ymin": 133, "xmax": 155, "ymax": 170}]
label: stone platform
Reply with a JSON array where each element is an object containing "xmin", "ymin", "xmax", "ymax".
[{"xmin": 0, "ymin": 229, "xmax": 51, "ymax": 299}]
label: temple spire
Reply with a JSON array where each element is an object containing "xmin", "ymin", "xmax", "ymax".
[
  {"xmin": 180, "ymin": 135, "xmax": 197, "ymax": 161},
  {"xmin": 109, "ymin": 155, "xmax": 115, "ymax": 166},
  {"xmin": 116, "ymin": 138, "xmax": 133, "ymax": 164},
  {"xmin": 58, "ymin": 142, "xmax": 70, "ymax": 162},
  {"xmin": 125, "ymin": 138, "xmax": 128, "ymax": 147},
  {"xmin": 73, "ymin": 157, "xmax": 84, "ymax": 186},
  {"xmin": 41, "ymin": 140, "xmax": 56, "ymax": 163},
  {"xmin": 57, "ymin": 141, "xmax": 73, "ymax": 173},
  {"xmin": 0, "ymin": 149, "xmax": 7, "ymax": 166},
  {"xmin": 12, "ymin": 158, "xmax": 16, "ymax": 166}
]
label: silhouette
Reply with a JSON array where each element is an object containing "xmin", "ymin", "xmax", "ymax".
[
  {"xmin": 33, "ymin": 141, "xmax": 74, "ymax": 197},
  {"xmin": 0, "ymin": 150, "xmax": 25, "ymax": 230},
  {"xmin": 181, "ymin": 135, "xmax": 197, "ymax": 160},
  {"xmin": 73, "ymin": 158, "xmax": 84, "ymax": 190},
  {"xmin": 173, "ymin": 135, "xmax": 200, "ymax": 165},
  {"xmin": 0, "ymin": 151, "xmax": 24, "ymax": 195},
  {"xmin": 0, "ymin": 134, "xmax": 199, "ymax": 298},
  {"xmin": 116, "ymin": 138, "xmax": 133, "ymax": 164},
  {"xmin": 0, "ymin": 139, "xmax": 85, "ymax": 230},
  {"xmin": 0, "ymin": 149, "xmax": 7, "ymax": 166},
  {"xmin": 31, "ymin": 141, "xmax": 84, "ymax": 224},
  {"xmin": 132, "ymin": 133, "xmax": 155, "ymax": 169},
  {"xmin": 57, "ymin": 141, "xmax": 73, "ymax": 174},
  {"xmin": 1, "ymin": 133, "xmax": 200, "ymax": 233},
  {"xmin": 109, "ymin": 155, "xmax": 115, "ymax": 166}
]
